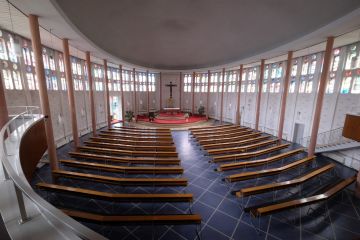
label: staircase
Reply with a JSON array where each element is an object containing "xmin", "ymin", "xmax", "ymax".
[{"xmin": 296, "ymin": 127, "xmax": 360, "ymax": 153}]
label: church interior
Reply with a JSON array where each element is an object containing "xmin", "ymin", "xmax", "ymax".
[{"xmin": 1, "ymin": 0, "xmax": 360, "ymax": 239}]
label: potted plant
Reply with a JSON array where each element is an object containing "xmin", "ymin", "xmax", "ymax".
[
  {"xmin": 198, "ymin": 106, "xmax": 205, "ymax": 116},
  {"xmin": 125, "ymin": 110, "xmax": 134, "ymax": 122}
]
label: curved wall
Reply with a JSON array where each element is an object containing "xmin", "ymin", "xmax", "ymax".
[{"xmin": 19, "ymin": 119, "xmax": 47, "ymax": 181}]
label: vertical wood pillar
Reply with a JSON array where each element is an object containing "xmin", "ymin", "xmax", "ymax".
[
  {"xmin": 132, "ymin": 68, "xmax": 137, "ymax": 120},
  {"xmin": 159, "ymin": 72, "xmax": 162, "ymax": 111},
  {"xmin": 255, "ymin": 59, "xmax": 265, "ymax": 131},
  {"xmin": 62, "ymin": 39, "xmax": 79, "ymax": 148},
  {"xmin": 0, "ymin": 73, "xmax": 9, "ymax": 130},
  {"xmin": 103, "ymin": 60, "xmax": 111, "ymax": 129},
  {"xmin": 192, "ymin": 72, "xmax": 195, "ymax": 114},
  {"xmin": 85, "ymin": 52, "xmax": 97, "ymax": 136},
  {"xmin": 236, "ymin": 65, "xmax": 243, "ymax": 125},
  {"xmin": 278, "ymin": 51, "xmax": 293, "ymax": 142},
  {"xmin": 179, "ymin": 72, "xmax": 182, "ymax": 110},
  {"xmin": 206, "ymin": 70, "xmax": 211, "ymax": 119},
  {"xmin": 119, "ymin": 65, "xmax": 125, "ymax": 121},
  {"xmin": 220, "ymin": 68, "xmax": 225, "ymax": 124},
  {"xmin": 308, "ymin": 37, "xmax": 334, "ymax": 157},
  {"xmin": 146, "ymin": 70, "xmax": 150, "ymax": 114},
  {"xmin": 29, "ymin": 15, "xmax": 58, "ymax": 170}
]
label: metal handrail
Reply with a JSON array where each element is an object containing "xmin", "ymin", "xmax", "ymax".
[
  {"xmin": 296, "ymin": 127, "xmax": 352, "ymax": 148},
  {"xmin": 0, "ymin": 106, "xmax": 106, "ymax": 240}
]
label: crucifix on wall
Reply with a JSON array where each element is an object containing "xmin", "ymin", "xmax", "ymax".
[{"xmin": 166, "ymin": 81, "xmax": 177, "ymax": 99}]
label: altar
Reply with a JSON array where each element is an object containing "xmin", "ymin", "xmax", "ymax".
[{"xmin": 162, "ymin": 107, "xmax": 181, "ymax": 115}]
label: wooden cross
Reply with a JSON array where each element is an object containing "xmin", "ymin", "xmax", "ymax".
[{"xmin": 166, "ymin": 81, "xmax": 177, "ymax": 98}]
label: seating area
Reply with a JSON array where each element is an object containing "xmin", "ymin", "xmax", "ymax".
[
  {"xmin": 189, "ymin": 124, "xmax": 357, "ymax": 232},
  {"xmin": 33, "ymin": 126, "xmax": 202, "ymax": 232}
]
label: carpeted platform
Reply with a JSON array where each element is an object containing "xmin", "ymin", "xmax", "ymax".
[{"xmin": 137, "ymin": 112, "xmax": 207, "ymax": 125}]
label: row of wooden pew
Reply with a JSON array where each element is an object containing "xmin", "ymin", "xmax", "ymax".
[
  {"xmin": 190, "ymin": 124, "xmax": 356, "ymax": 223},
  {"xmin": 36, "ymin": 125, "xmax": 202, "ymax": 226}
]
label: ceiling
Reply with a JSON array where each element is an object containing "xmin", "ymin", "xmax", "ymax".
[
  {"xmin": 6, "ymin": 0, "xmax": 360, "ymax": 71},
  {"xmin": 50, "ymin": 0, "xmax": 360, "ymax": 70}
]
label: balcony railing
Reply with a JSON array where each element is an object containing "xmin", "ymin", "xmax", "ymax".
[{"xmin": 0, "ymin": 106, "xmax": 106, "ymax": 240}]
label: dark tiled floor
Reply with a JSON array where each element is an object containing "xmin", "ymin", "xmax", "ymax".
[{"xmin": 31, "ymin": 128, "xmax": 360, "ymax": 240}]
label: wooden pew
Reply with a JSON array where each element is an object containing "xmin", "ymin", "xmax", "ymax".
[
  {"xmin": 224, "ymin": 156, "xmax": 315, "ymax": 183},
  {"xmin": 189, "ymin": 124, "xmax": 236, "ymax": 131},
  {"xmin": 234, "ymin": 163, "xmax": 335, "ymax": 197},
  {"xmin": 202, "ymin": 136, "xmax": 270, "ymax": 150},
  {"xmin": 207, "ymin": 139, "xmax": 278, "ymax": 155},
  {"xmin": 90, "ymin": 136, "xmax": 174, "ymax": 146},
  {"xmin": 191, "ymin": 126, "xmax": 249, "ymax": 136},
  {"xmin": 194, "ymin": 129, "xmax": 253, "ymax": 140},
  {"xmin": 60, "ymin": 159, "xmax": 184, "ymax": 174},
  {"xmin": 248, "ymin": 175, "xmax": 356, "ymax": 217},
  {"xmin": 84, "ymin": 141, "xmax": 176, "ymax": 152},
  {"xmin": 62, "ymin": 209, "xmax": 202, "ymax": 224},
  {"xmin": 78, "ymin": 146, "xmax": 178, "ymax": 157},
  {"xmin": 69, "ymin": 151, "xmax": 180, "ymax": 165},
  {"xmin": 212, "ymin": 143, "xmax": 290, "ymax": 163},
  {"xmin": 53, "ymin": 170, "xmax": 188, "ymax": 186},
  {"xmin": 114, "ymin": 126, "xmax": 170, "ymax": 132},
  {"xmin": 101, "ymin": 130, "xmax": 172, "ymax": 137},
  {"xmin": 37, "ymin": 183, "xmax": 192, "ymax": 202},
  {"xmin": 98, "ymin": 133, "xmax": 173, "ymax": 142},
  {"xmin": 216, "ymin": 148, "xmax": 304, "ymax": 171},
  {"xmin": 198, "ymin": 132, "xmax": 262, "ymax": 145}
]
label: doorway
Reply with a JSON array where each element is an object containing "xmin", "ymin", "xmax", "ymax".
[
  {"xmin": 293, "ymin": 123, "xmax": 305, "ymax": 144},
  {"xmin": 110, "ymin": 96, "xmax": 122, "ymax": 121}
]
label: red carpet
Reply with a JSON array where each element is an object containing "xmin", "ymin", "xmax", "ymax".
[{"xmin": 137, "ymin": 113, "xmax": 207, "ymax": 124}]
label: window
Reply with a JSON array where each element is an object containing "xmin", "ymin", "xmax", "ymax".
[
  {"xmin": 26, "ymin": 73, "xmax": 36, "ymax": 90},
  {"xmin": 51, "ymin": 76, "xmax": 58, "ymax": 90},
  {"xmin": 210, "ymin": 73, "xmax": 218, "ymax": 92},
  {"xmin": 42, "ymin": 48, "xmax": 50, "ymax": 69},
  {"xmin": 2, "ymin": 69, "xmax": 13, "ymax": 89},
  {"xmin": 49, "ymin": 55, "xmax": 56, "ymax": 71},
  {"xmin": 0, "ymin": 34, "xmax": 9, "ymax": 60},
  {"xmin": 227, "ymin": 72, "xmax": 236, "ymax": 92},
  {"xmin": 184, "ymin": 74, "xmax": 192, "ymax": 92},
  {"xmin": 264, "ymin": 65, "xmax": 269, "ymax": 79},
  {"xmin": 7, "ymin": 35, "xmax": 17, "ymax": 63},
  {"xmin": 331, "ymin": 49, "xmax": 341, "ymax": 72},
  {"xmin": 340, "ymin": 74, "xmax": 352, "ymax": 94},
  {"xmin": 61, "ymin": 77, "xmax": 67, "ymax": 91},
  {"xmin": 12, "ymin": 71, "xmax": 22, "ymax": 90},
  {"xmin": 58, "ymin": 55, "xmax": 65, "ymax": 72},
  {"xmin": 289, "ymin": 78, "xmax": 296, "ymax": 93},
  {"xmin": 148, "ymin": 73, "xmax": 156, "ymax": 92},
  {"xmin": 299, "ymin": 77, "xmax": 306, "ymax": 93},
  {"xmin": 309, "ymin": 55, "xmax": 317, "ymax": 74},
  {"xmin": 301, "ymin": 57, "xmax": 309, "ymax": 75},
  {"xmin": 345, "ymin": 45, "xmax": 359, "ymax": 70},
  {"xmin": 291, "ymin": 60, "xmax": 298, "ymax": 77},
  {"xmin": 326, "ymin": 73, "xmax": 336, "ymax": 94},
  {"xmin": 22, "ymin": 44, "xmax": 32, "ymax": 66},
  {"xmin": 305, "ymin": 76, "xmax": 313, "ymax": 93},
  {"xmin": 351, "ymin": 76, "xmax": 360, "ymax": 94}
]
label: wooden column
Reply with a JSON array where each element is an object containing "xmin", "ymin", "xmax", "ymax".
[
  {"xmin": 235, "ymin": 65, "xmax": 243, "ymax": 125},
  {"xmin": 206, "ymin": 70, "xmax": 211, "ymax": 119},
  {"xmin": 0, "ymin": 73, "xmax": 9, "ymax": 130},
  {"xmin": 62, "ymin": 39, "xmax": 80, "ymax": 148},
  {"xmin": 192, "ymin": 72, "xmax": 195, "ymax": 114},
  {"xmin": 159, "ymin": 72, "xmax": 162, "ymax": 111},
  {"xmin": 278, "ymin": 51, "xmax": 293, "ymax": 142},
  {"xmin": 146, "ymin": 70, "xmax": 150, "ymax": 114},
  {"xmin": 29, "ymin": 15, "xmax": 58, "ymax": 170},
  {"xmin": 255, "ymin": 59, "xmax": 265, "ymax": 131},
  {"xmin": 103, "ymin": 60, "xmax": 111, "ymax": 129},
  {"xmin": 85, "ymin": 52, "xmax": 97, "ymax": 136},
  {"xmin": 220, "ymin": 68, "xmax": 225, "ymax": 124},
  {"xmin": 179, "ymin": 72, "xmax": 182, "ymax": 110},
  {"xmin": 119, "ymin": 65, "xmax": 125, "ymax": 121},
  {"xmin": 308, "ymin": 37, "xmax": 334, "ymax": 157},
  {"xmin": 132, "ymin": 68, "xmax": 137, "ymax": 120}
]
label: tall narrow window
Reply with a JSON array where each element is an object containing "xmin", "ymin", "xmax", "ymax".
[
  {"xmin": 326, "ymin": 73, "xmax": 336, "ymax": 94},
  {"xmin": 351, "ymin": 76, "xmax": 360, "ymax": 94},
  {"xmin": 2, "ymin": 69, "xmax": 14, "ymax": 89}
]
